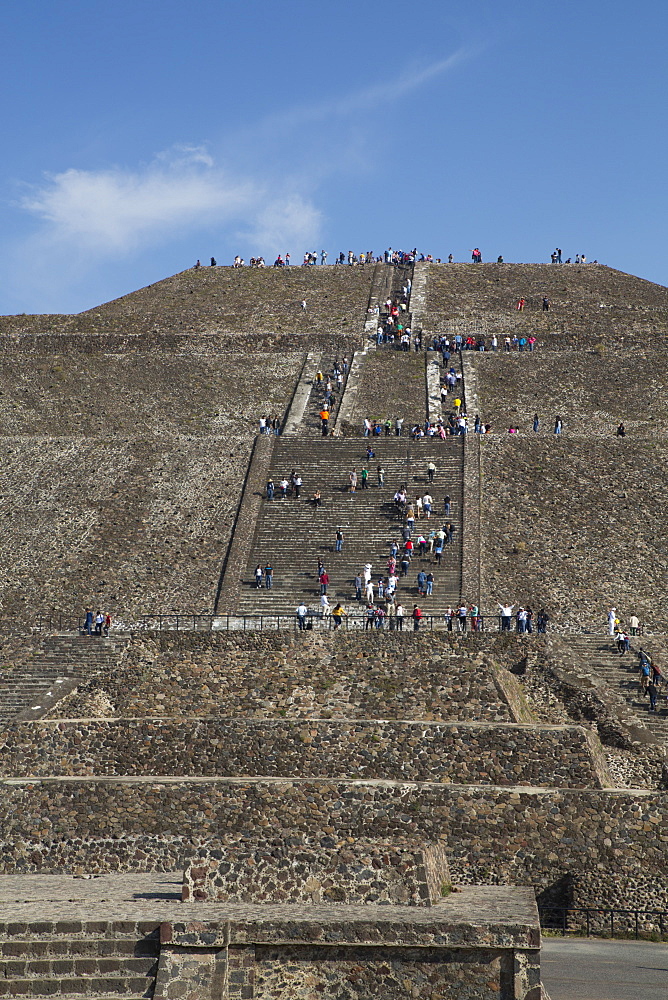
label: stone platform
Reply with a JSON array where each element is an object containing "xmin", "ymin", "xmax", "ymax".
[{"xmin": 0, "ymin": 875, "xmax": 542, "ymax": 1000}]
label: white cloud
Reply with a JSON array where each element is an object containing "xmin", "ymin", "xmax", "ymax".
[
  {"xmin": 241, "ymin": 195, "xmax": 322, "ymax": 252},
  {"xmin": 17, "ymin": 50, "xmax": 472, "ymax": 258},
  {"xmin": 19, "ymin": 149, "xmax": 268, "ymax": 252},
  {"xmin": 8, "ymin": 147, "xmax": 322, "ymax": 311},
  {"xmin": 6, "ymin": 50, "xmax": 473, "ymax": 311}
]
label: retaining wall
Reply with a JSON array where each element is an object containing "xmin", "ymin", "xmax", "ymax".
[
  {"xmin": 0, "ymin": 779, "xmax": 665, "ymax": 896},
  {"xmin": 0, "ymin": 719, "xmax": 607, "ymax": 788},
  {"xmin": 50, "ymin": 631, "xmax": 525, "ymax": 722}
]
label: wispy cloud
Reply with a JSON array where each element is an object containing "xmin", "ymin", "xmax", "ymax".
[
  {"xmin": 18, "ymin": 48, "xmax": 471, "ymax": 258},
  {"xmin": 20, "ymin": 147, "xmax": 269, "ymax": 252},
  {"xmin": 8, "ymin": 47, "xmax": 473, "ymax": 311},
  {"xmin": 255, "ymin": 47, "xmax": 476, "ymax": 132}
]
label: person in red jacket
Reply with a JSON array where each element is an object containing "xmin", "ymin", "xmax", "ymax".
[{"xmin": 412, "ymin": 605, "xmax": 423, "ymax": 631}]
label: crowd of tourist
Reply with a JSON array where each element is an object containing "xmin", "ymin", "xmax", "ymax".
[{"xmin": 192, "ymin": 246, "xmax": 599, "ymax": 270}]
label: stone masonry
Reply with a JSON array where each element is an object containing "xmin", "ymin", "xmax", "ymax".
[{"xmin": 1, "ymin": 261, "xmax": 668, "ymax": 995}]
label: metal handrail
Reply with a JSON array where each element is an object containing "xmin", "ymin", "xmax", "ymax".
[
  {"xmin": 539, "ymin": 905, "xmax": 667, "ymax": 939},
  {"xmin": 26, "ymin": 611, "xmax": 557, "ymax": 634}
]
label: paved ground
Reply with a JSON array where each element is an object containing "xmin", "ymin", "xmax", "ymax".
[
  {"xmin": 542, "ymin": 938, "xmax": 668, "ymax": 1000},
  {"xmin": 0, "ymin": 874, "xmax": 538, "ymax": 939}
]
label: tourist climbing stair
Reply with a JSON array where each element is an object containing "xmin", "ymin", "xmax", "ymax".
[{"xmin": 235, "ymin": 436, "xmax": 464, "ymax": 617}]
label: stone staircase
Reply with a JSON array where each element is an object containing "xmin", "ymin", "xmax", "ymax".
[
  {"xmin": 0, "ymin": 635, "xmax": 127, "ymax": 730},
  {"xmin": 569, "ymin": 635, "xmax": 668, "ymax": 742},
  {"xmin": 294, "ymin": 353, "xmax": 351, "ymax": 438},
  {"xmin": 236, "ymin": 436, "xmax": 464, "ymax": 615},
  {"xmin": 0, "ymin": 918, "xmax": 159, "ymax": 998},
  {"xmin": 377, "ymin": 261, "xmax": 414, "ymax": 348}
]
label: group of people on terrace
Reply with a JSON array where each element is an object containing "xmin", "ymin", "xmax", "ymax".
[
  {"xmin": 81, "ymin": 608, "xmax": 111, "ymax": 637},
  {"xmin": 549, "ymin": 249, "xmax": 593, "ymax": 264},
  {"xmin": 194, "ymin": 245, "xmax": 600, "ymax": 270},
  {"xmin": 258, "ymin": 415, "xmax": 282, "ymax": 436},
  {"xmin": 497, "ymin": 603, "xmax": 549, "ymax": 634},
  {"xmin": 360, "ymin": 413, "xmax": 469, "ymax": 439},
  {"xmin": 223, "ymin": 248, "xmax": 429, "ymax": 269}
]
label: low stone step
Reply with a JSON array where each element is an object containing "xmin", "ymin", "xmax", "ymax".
[
  {"xmin": 0, "ymin": 956, "xmax": 157, "ymax": 976},
  {"xmin": 0, "ymin": 976, "xmax": 153, "ymax": 996}
]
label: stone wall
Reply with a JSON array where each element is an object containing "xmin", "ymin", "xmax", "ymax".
[
  {"xmin": 477, "ymin": 434, "xmax": 668, "ymax": 630},
  {"xmin": 353, "ymin": 351, "xmax": 427, "ymax": 427},
  {"xmin": 567, "ymin": 869, "xmax": 668, "ymax": 914},
  {"xmin": 214, "ymin": 433, "xmax": 275, "ymax": 613},
  {"xmin": 182, "ymin": 844, "xmax": 449, "ymax": 905},
  {"xmin": 0, "ymin": 779, "xmax": 666, "ymax": 896},
  {"xmin": 155, "ymin": 886, "xmax": 541, "ymax": 1000},
  {"xmin": 0, "ymin": 718, "xmax": 606, "ymax": 788},
  {"xmin": 48, "ymin": 631, "xmax": 524, "ymax": 722}
]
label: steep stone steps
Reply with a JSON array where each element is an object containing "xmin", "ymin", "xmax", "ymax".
[
  {"xmin": 0, "ymin": 918, "xmax": 159, "ymax": 998},
  {"xmin": 296, "ymin": 353, "xmax": 352, "ymax": 437},
  {"xmin": 569, "ymin": 636, "xmax": 668, "ymax": 742},
  {"xmin": 375, "ymin": 260, "xmax": 413, "ymax": 347},
  {"xmin": 236, "ymin": 437, "xmax": 464, "ymax": 615},
  {"xmin": 0, "ymin": 635, "xmax": 127, "ymax": 730}
]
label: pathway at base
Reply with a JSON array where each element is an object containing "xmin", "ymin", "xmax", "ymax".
[{"xmin": 541, "ymin": 938, "xmax": 668, "ymax": 1000}]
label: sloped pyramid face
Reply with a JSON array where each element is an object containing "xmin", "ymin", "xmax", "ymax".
[
  {"xmin": 0, "ymin": 259, "xmax": 667, "ymax": 997},
  {"xmin": 419, "ymin": 262, "xmax": 668, "ymax": 344}
]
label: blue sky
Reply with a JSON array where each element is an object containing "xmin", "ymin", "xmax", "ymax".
[{"xmin": 0, "ymin": 1, "xmax": 666, "ymax": 314}]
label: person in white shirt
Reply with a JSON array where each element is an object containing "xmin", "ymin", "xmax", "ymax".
[
  {"xmin": 296, "ymin": 603, "xmax": 308, "ymax": 630},
  {"xmin": 498, "ymin": 602, "xmax": 515, "ymax": 632},
  {"xmin": 607, "ymin": 608, "xmax": 617, "ymax": 636}
]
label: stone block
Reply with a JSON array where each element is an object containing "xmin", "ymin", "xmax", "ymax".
[{"xmin": 182, "ymin": 844, "xmax": 450, "ymax": 907}]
